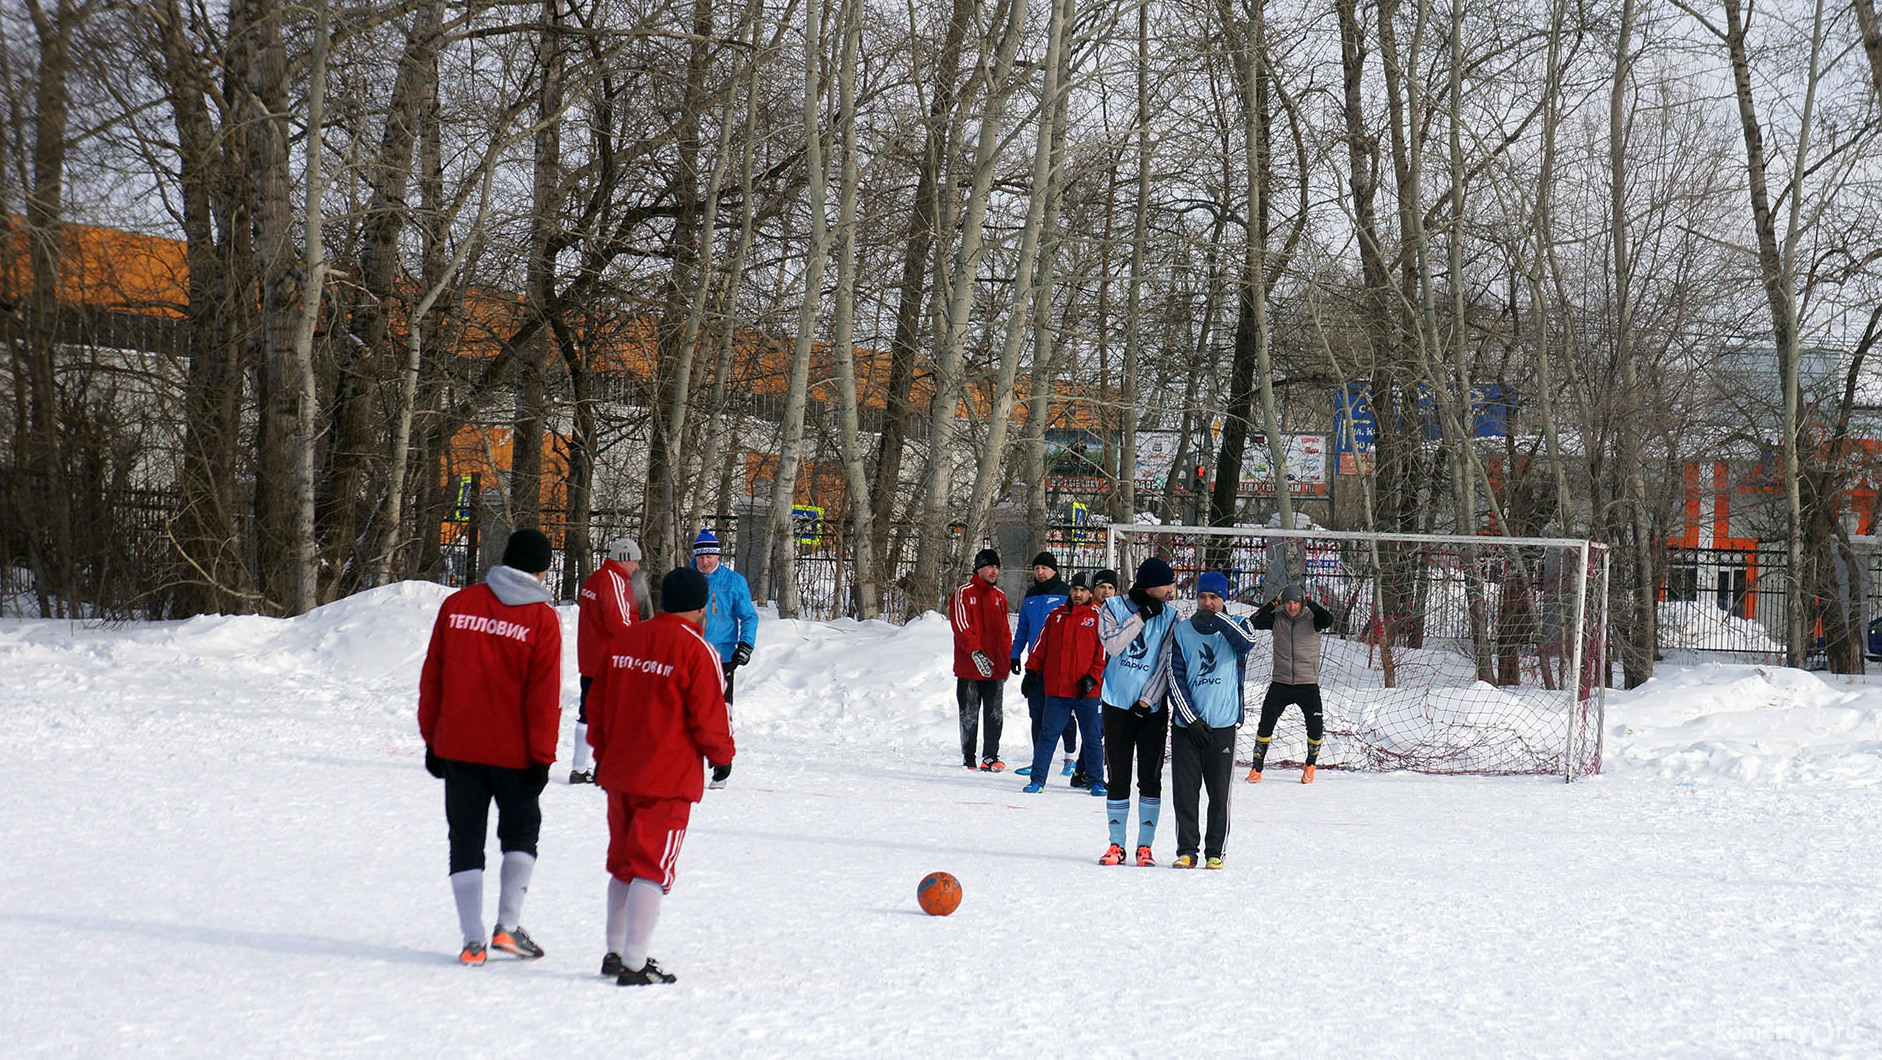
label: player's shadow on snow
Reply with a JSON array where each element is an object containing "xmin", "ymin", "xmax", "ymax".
[{"xmin": 13, "ymin": 911, "xmax": 443, "ymax": 966}]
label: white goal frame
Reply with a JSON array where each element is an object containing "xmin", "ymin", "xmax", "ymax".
[{"xmin": 1105, "ymin": 523, "xmax": 1611, "ymax": 782}]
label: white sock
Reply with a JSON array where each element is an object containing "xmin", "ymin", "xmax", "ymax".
[
  {"xmin": 621, "ymin": 877, "xmax": 663, "ymax": 971},
  {"xmin": 605, "ymin": 876, "xmax": 631, "ymax": 956},
  {"xmin": 450, "ymin": 869, "xmax": 484, "ymax": 945},
  {"xmin": 572, "ymin": 724, "xmax": 592, "ymax": 773},
  {"xmin": 496, "ymin": 851, "xmax": 534, "ymax": 932}
]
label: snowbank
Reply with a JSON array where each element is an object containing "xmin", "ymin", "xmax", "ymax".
[
  {"xmin": 1657, "ymin": 600, "xmax": 1784, "ymax": 652},
  {"xmin": 1605, "ymin": 663, "xmax": 1882, "ymax": 784},
  {"xmin": 12, "ymin": 582, "xmax": 1882, "ymax": 786}
]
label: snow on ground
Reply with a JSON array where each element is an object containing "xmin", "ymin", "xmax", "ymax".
[{"xmin": 6, "ymin": 585, "xmax": 1882, "ymax": 1057}]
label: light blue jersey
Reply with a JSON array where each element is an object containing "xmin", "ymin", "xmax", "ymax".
[
  {"xmin": 1169, "ymin": 611, "xmax": 1257, "ymax": 729},
  {"xmin": 1099, "ymin": 595, "xmax": 1178, "ymax": 709}
]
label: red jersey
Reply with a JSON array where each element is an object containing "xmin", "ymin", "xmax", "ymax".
[
  {"xmin": 1025, "ymin": 600, "xmax": 1107, "ymax": 698},
  {"xmin": 578, "ymin": 559, "xmax": 641, "ymax": 677},
  {"xmin": 417, "ymin": 583, "xmax": 562, "ymax": 769},
  {"xmin": 949, "ymin": 575, "xmax": 1012, "ymax": 680},
  {"xmin": 588, "ymin": 612, "xmax": 737, "ymax": 802}
]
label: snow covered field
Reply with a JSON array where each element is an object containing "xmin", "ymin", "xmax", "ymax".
[{"xmin": 6, "ymin": 583, "xmax": 1882, "ymax": 1057}]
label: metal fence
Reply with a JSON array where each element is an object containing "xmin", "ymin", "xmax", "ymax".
[{"xmin": 1659, "ymin": 545, "xmax": 1882, "ymax": 662}]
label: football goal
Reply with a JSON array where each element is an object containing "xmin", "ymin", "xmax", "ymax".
[{"xmin": 1106, "ymin": 524, "xmax": 1610, "ymax": 781}]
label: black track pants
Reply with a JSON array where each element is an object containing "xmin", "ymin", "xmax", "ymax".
[
  {"xmin": 443, "ymin": 759, "xmax": 542, "ymax": 875},
  {"xmin": 1256, "ymin": 682, "xmax": 1324, "ymax": 741},
  {"xmin": 1171, "ymin": 722, "xmax": 1237, "ymax": 859},
  {"xmin": 958, "ymin": 678, "xmax": 1005, "ymax": 764},
  {"xmin": 1102, "ymin": 704, "xmax": 1169, "ymax": 800}
]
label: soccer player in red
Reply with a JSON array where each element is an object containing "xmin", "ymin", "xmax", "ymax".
[
  {"xmin": 950, "ymin": 548, "xmax": 1012, "ymax": 771},
  {"xmin": 586, "ymin": 566, "xmax": 736, "ymax": 986},
  {"xmin": 572, "ymin": 536, "xmax": 648, "ymax": 784},
  {"xmin": 417, "ymin": 528, "xmax": 562, "ymax": 965}
]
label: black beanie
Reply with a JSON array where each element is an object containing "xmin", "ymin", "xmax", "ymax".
[
  {"xmin": 1032, "ymin": 551, "xmax": 1059, "ymax": 572},
  {"xmin": 500, "ymin": 528, "xmax": 553, "ymax": 574},
  {"xmin": 1068, "ymin": 571, "xmax": 1091, "ymax": 590},
  {"xmin": 1094, "ymin": 568, "xmax": 1119, "ymax": 589},
  {"xmin": 661, "ymin": 566, "xmax": 710, "ymax": 613},
  {"xmin": 1134, "ymin": 556, "xmax": 1175, "ymax": 589},
  {"xmin": 972, "ymin": 548, "xmax": 1001, "ymax": 571}
]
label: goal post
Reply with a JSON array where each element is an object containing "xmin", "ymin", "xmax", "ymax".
[{"xmin": 1105, "ymin": 523, "xmax": 1610, "ymax": 781}]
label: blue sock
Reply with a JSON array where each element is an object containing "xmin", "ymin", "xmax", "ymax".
[
  {"xmin": 1106, "ymin": 800, "xmax": 1128, "ymax": 847},
  {"xmin": 1136, "ymin": 797, "xmax": 1161, "ymax": 849}
]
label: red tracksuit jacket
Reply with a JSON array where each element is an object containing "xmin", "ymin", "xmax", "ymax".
[
  {"xmin": 949, "ymin": 575, "xmax": 1012, "ymax": 680},
  {"xmin": 578, "ymin": 559, "xmax": 641, "ymax": 678},
  {"xmin": 1025, "ymin": 600, "xmax": 1108, "ymax": 698},
  {"xmin": 588, "ymin": 612, "xmax": 737, "ymax": 802},
  {"xmin": 418, "ymin": 583, "xmax": 563, "ymax": 769}
]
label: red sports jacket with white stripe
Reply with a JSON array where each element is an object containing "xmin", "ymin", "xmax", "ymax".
[
  {"xmin": 587, "ymin": 612, "xmax": 737, "ymax": 802},
  {"xmin": 418, "ymin": 582, "xmax": 563, "ymax": 769},
  {"xmin": 1024, "ymin": 601, "xmax": 1108, "ymax": 699},
  {"xmin": 577, "ymin": 559, "xmax": 641, "ymax": 677},
  {"xmin": 948, "ymin": 575, "xmax": 1012, "ymax": 680}
]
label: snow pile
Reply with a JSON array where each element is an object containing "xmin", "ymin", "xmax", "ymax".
[
  {"xmin": 734, "ymin": 612, "xmax": 960, "ymax": 750},
  {"xmin": 1606, "ymin": 663, "xmax": 1882, "ymax": 783},
  {"xmin": 1657, "ymin": 600, "xmax": 1783, "ymax": 652}
]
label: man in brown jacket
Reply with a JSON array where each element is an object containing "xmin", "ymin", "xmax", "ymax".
[{"xmin": 1247, "ymin": 583, "xmax": 1333, "ymax": 784}]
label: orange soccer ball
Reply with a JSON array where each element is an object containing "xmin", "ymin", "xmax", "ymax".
[{"xmin": 917, "ymin": 871, "xmax": 962, "ymax": 916}]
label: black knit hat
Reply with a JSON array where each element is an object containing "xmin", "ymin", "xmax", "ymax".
[
  {"xmin": 972, "ymin": 548, "xmax": 1001, "ymax": 572},
  {"xmin": 1134, "ymin": 556, "xmax": 1175, "ymax": 589},
  {"xmin": 1069, "ymin": 571, "xmax": 1091, "ymax": 590},
  {"xmin": 1093, "ymin": 568, "xmax": 1119, "ymax": 589},
  {"xmin": 661, "ymin": 566, "xmax": 710, "ymax": 613},
  {"xmin": 500, "ymin": 528, "xmax": 553, "ymax": 574},
  {"xmin": 1032, "ymin": 551, "xmax": 1059, "ymax": 572}
]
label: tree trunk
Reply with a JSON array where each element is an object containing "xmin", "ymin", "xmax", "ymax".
[
  {"xmin": 961, "ymin": 0, "xmax": 1071, "ymax": 551},
  {"xmin": 765, "ymin": 0, "xmax": 834, "ymax": 619},
  {"xmin": 828, "ymin": 0, "xmax": 880, "ymax": 618},
  {"xmin": 910, "ymin": 0, "xmax": 1033, "ymax": 615},
  {"xmin": 20, "ymin": 0, "xmax": 75, "ymax": 614},
  {"xmin": 243, "ymin": 0, "xmax": 314, "ymax": 614},
  {"xmin": 869, "ymin": 0, "xmax": 976, "ymax": 607},
  {"xmin": 511, "ymin": 0, "xmax": 566, "ymax": 533},
  {"xmin": 331, "ymin": 0, "xmax": 444, "ymax": 595}
]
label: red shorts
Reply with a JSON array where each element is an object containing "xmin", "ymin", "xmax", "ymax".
[{"xmin": 606, "ymin": 792, "xmax": 693, "ymax": 893}]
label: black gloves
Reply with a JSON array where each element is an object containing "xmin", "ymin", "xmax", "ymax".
[
  {"xmin": 1190, "ymin": 610, "xmax": 1220, "ymax": 634},
  {"xmin": 1128, "ymin": 587, "xmax": 1165, "ymax": 622},
  {"xmin": 1010, "ymin": 657, "xmax": 1023, "ymax": 676},
  {"xmin": 970, "ymin": 650, "xmax": 994, "ymax": 678},
  {"xmin": 1130, "ymin": 700, "xmax": 1155, "ymax": 718},
  {"xmin": 711, "ymin": 762, "xmax": 733, "ymax": 784},
  {"xmin": 730, "ymin": 643, "xmax": 753, "ymax": 669},
  {"xmin": 1075, "ymin": 675, "xmax": 1097, "ymax": 699},
  {"xmin": 1020, "ymin": 670, "xmax": 1041, "ymax": 698},
  {"xmin": 425, "ymin": 746, "xmax": 445, "ymax": 779},
  {"xmin": 1187, "ymin": 720, "xmax": 1213, "ymax": 747},
  {"xmin": 526, "ymin": 761, "xmax": 550, "ymax": 794}
]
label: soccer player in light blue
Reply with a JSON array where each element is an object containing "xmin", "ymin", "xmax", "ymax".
[{"xmin": 1167, "ymin": 571, "xmax": 1257, "ymax": 869}]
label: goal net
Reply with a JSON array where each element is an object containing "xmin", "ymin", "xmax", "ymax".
[{"xmin": 1106, "ymin": 525, "xmax": 1609, "ymax": 780}]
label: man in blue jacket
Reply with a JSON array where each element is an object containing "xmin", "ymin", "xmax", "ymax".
[
  {"xmin": 692, "ymin": 528, "xmax": 759, "ymax": 709},
  {"xmin": 1012, "ymin": 552, "xmax": 1074, "ymax": 780},
  {"xmin": 1168, "ymin": 571, "xmax": 1257, "ymax": 869},
  {"xmin": 1097, "ymin": 556, "xmax": 1179, "ymax": 867}
]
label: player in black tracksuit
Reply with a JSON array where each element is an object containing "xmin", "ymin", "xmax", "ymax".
[{"xmin": 1248, "ymin": 583, "xmax": 1334, "ymax": 783}]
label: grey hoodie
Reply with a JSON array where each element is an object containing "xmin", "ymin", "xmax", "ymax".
[{"xmin": 486, "ymin": 565, "xmax": 555, "ymax": 607}]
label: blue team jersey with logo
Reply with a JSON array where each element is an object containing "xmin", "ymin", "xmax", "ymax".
[
  {"xmin": 1169, "ymin": 612, "xmax": 1258, "ymax": 729},
  {"xmin": 1100, "ymin": 596, "xmax": 1178, "ymax": 708}
]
